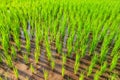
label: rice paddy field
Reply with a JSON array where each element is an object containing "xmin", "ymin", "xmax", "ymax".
[{"xmin": 0, "ymin": 0, "xmax": 120, "ymax": 80}]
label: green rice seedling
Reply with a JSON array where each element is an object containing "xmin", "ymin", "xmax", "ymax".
[
  {"xmin": 109, "ymin": 73, "xmax": 119, "ymax": 80},
  {"xmin": 62, "ymin": 65, "xmax": 65, "ymax": 77},
  {"xmin": 61, "ymin": 53, "xmax": 67, "ymax": 77},
  {"xmin": 80, "ymin": 44, "xmax": 87, "ymax": 57},
  {"xmin": 11, "ymin": 46, "xmax": 17, "ymax": 60},
  {"xmin": 94, "ymin": 70, "xmax": 101, "ymax": 80},
  {"xmin": 23, "ymin": 54, "xmax": 29, "ymax": 64},
  {"xmin": 67, "ymin": 34, "xmax": 74, "ymax": 57},
  {"xmin": 44, "ymin": 30, "xmax": 52, "ymax": 61},
  {"xmin": 35, "ymin": 36, "xmax": 40, "ymax": 51},
  {"xmin": 110, "ymin": 53, "xmax": 119, "ymax": 71},
  {"xmin": 10, "ymin": 16, "xmax": 21, "ymax": 51},
  {"xmin": 55, "ymin": 33, "xmax": 62, "ymax": 54},
  {"xmin": 50, "ymin": 59, "xmax": 55, "ymax": 70},
  {"xmin": 74, "ymin": 53, "xmax": 81, "ymax": 74},
  {"xmin": 100, "ymin": 61, "xmax": 107, "ymax": 74},
  {"xmin": 73, "ymin": 21, "xmax": 83, "ymax": 52},
  {"xmin": 90, "ymin": 18, "xmax": 102, "ymax": 55},
  {"xmin": 51, "ymin": 19, "xmax": 58, "ymax": 41},
  {"xmin": 43, "ymin": 69, "xmax": 48, "ymax": 80},
  {"xmin": 13, "ymin": 67, "xmax": 19, "ymax": 79},
  {"xmin": 22, "ymin": 19, "xmax": 31, "ymax": 54},
  {"xmin": 34, "ymin": 49, "xmax": 40, "ymax": 64},
  {"xmin": 87, "ymin": 54, "xmax": 98, "ymax": 76},
  {"xmin": 79, "ymin": 73, "xmax": 84, "ymax": 80},
  {"xmin": 14, "ymin": 36, "xmax": 21, "ymax": 51},
  {"xmin": 25, "ymin": 34, "xmax": 31, "ymax": 54},
  {"xmin": 111, "ymin": 34, "xmax": 120, "ymax": 56},
  {"xmin": 34, "ymin": 26, "xmax": 41, "ymax": 63},
  {"xmin": 78, "ymin": 23, "xmax": 90, "ymax": 57},
  {"xmin": 100, "ymin": 30, "xmax": 115, "ymax": 62},
  {"xmin": 5, "ymin": 55, "xmax": 13, "ymax": 68},
  {"xmin": 74, "ymin": 62, "xmax": 80, "ymax": 74},
  {"xmin": 45, "ymin": 41, "xmax": 52, "ymax": 61},
  {"xmin": 59, "ymin": 13, "xmax": 67, "ymax": 39},
  {"xmin": 62, "ymin": 53, "xmax": 67, "ymax": 65},
  {"xmin": 30, "ymin": 64, "xmax": 35, "ymax": 74}
]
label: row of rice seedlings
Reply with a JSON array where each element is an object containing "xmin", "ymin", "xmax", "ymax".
[
  {"xmin": 23, "ymin": 21, "xmax": 31, "ymax": 54},
  {"xmin": 0, "ymin": 26, "xmax": 10, "ymax": 55},
  {"xmin": 80, "ymin": 15, "xmax": 91, "ymax": 57},
  {"xmin": 67, "ymin": 14, "xmax": 76, "ymax": 57},
  {"xmin": 89, "ymin": 14, "xmax": 103, "ymax": 55},
  {"xmin": 34, "ymin": 22, "xmax": 42, "ymax": 64},
  {"xmin": 44, "ymin": 26, "xmax": 56, "ymax": 70},
  {"xmin": 8, "ymin": 7, "xmax": 21, "ymax": 51},
  {"xmin": 0, "ymin": 8, "xmax": 20, "ymax": 78},
  {"xmin": 100, "ymin": 20, "xmax": 119, "ymax": 62}
]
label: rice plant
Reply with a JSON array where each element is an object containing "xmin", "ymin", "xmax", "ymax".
[
  {"xmin": 87, "ymin": 54, "xmax": 98, "ymax": 76},
  {"xmin": 13, "ymin": 67, "xmax": 19, "ymax": 79},
  {"xmin": 43, "ymin": 69, "xmax": 48, "ymax": 80},
  {"xmin": 110, "ymin": 53, "xmax": 119, "ymax": 71},
  {"xmin": 30, "ymin": 64, "xmax": 35, "ymax": 74},
  {"xmin": 79, "ymin": 73, "xmax": 84, "ymax": 80}
]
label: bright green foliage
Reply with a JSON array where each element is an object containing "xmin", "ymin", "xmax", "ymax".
[
  {"xmin": 30, "ymin": 64, "xmax": 35, "ymax": 74},
  {"xmin": 11, "ymin": 46, "xmax": 17, "ymax": 60},
  {"xmin": 0, "ymin": 0, "xmax": 120, "ymax": 79},
  {"xmin": 62, "ymin": 65, "xmax": 65, "ymax": 77},
  {"xmin": 110, "ymin": 53, "xmax": 119, "ymax": 71},
  {"xmin": 94, "ymin": 71, "xmax": 101, "ymax": 80},
  {"xmin": 51, "ymin": 59, "xmax": 55, "ymax": 70},
  {"xmin": 5, "ymin": 55, "xmax": 13, "ymax": 68},
  {"xmin": 100, "ymin": 61, "xmax": 107, "ymax": 74},
  {"xmin": 87, "ymin": 54, "xmax": 98, "ymax": 76},
  {"xmin": 74, "ymin": 53, "xmax": 81, "ymax": 74},
  {"xmin": 79, "ymin": 73, "xmax": 84, "ymax": 80},
  {"xmin": 23, "ymin": 54, "xmax": 29, "ymax": 64},
  {"xmin": 43, "ymin": 69, "xmax": 48, "ymax": 80},
  {"xmin": 13, "ymin": 67, "xmax": 19, "ymax": 79}
]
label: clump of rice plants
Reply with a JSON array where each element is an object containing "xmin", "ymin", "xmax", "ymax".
[{"xmin": 0, "ymin": 0, "xmax": 120, "ymax": 80}]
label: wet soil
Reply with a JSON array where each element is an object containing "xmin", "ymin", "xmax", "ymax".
[{"xmin": 0, "ymin": 36, "xmax": 120, "ymax": 80}]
